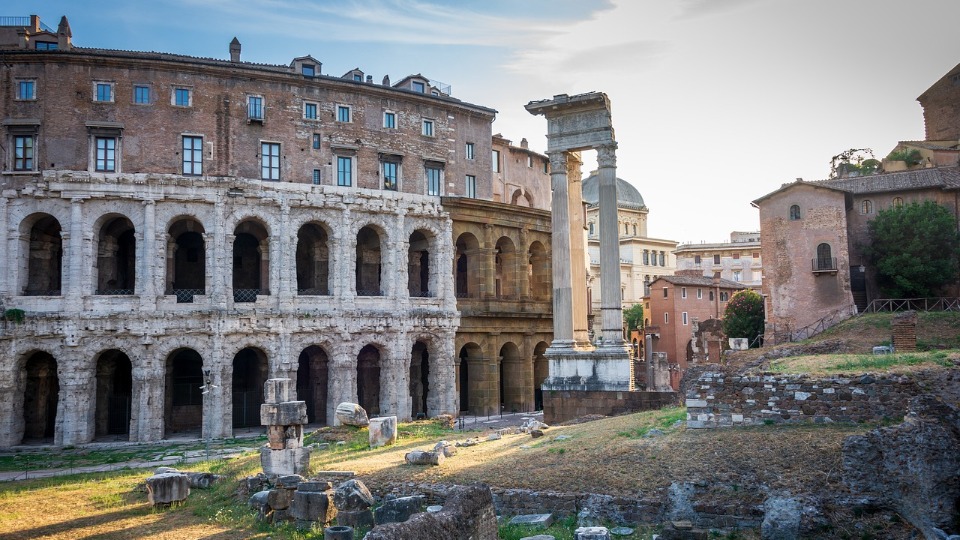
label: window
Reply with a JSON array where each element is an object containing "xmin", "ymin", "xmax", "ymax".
[
  {"xmin": 893, "ymin": 196, "xmax": 904, "ymax": 208},
  {"xmin": 713, "ymin": 254, "xmax": 721, "ymax": 265},
  {"xmin": 312, "ymin": 169, "xmax": 321, "ymax": 185},
  {"xmin": 643, "ymin": 250, "xmax": 650, "ymax": 265},
  {"xmin": 466, "ymin": 175, "xmax": 476, "ymax": 198},
  {"xmin": 694, "ymin": 255, "xmax": 701, "ymax": 266},
  {"xmin": 733, "ymin": 270, "xmax": 741, "ymax": 282},
  {"xmin": 383, "ymin": 111, "xmax": 396, "ymax": 129},
  {"xmin": 422, "ymin": 119, "xmax": 434, "ymax": 137},
  {"xmin": 624, "ymin": 223, "xmax": 629, "ymax": 235},
  {"xmin": 697, "ymin": 288, "xmax": 703, "ymax": 299},
  {"xmin": 789, "ymin": 204, "xmax": 801, "ymax": 220},
  {"xmin": 17, "ymin": 80, "xmax": 35, "ymax": 100},
  {"xmin": 543, "ymin": 161, "xmax": 549, "ymax": 174},
  {"xmin": 662, "ymin": 287, "xmax": 668, "ymax": 298},
  {"xmin": 261, "ymin": 142, "xmax": 280, "ymax": 181},
  {"xmin": 182, "ymin": 136, "xmax": 203, "ymax": 175},
  {"xmin": 465, "ymin": 142, "xmax": 475, "ymax": 160},
  {"xmin": 527, "ymin": 155, "xmax": 533, "ymax": 167},
  {"xmin": 426, "ymin": 165, "xmax": 442, "ymax": 196},
  {"xmin": 337, "ymin": 156, "xmax": 352, "ymax": 186},
  {"xmin": 492, "ymin": 150, "xmax": 501, "ymax": 172},
  {"xmin": 353, "ymin": 73, "xmax": 363, "ymax": 82},
  {"xmin": 301, "ymin": 64, "xmax": 315, "ymax": 77},
  {"xmin": 337, "ymin": 105, "xmax": 351, "ymax": 122},
  {"xmin": 412, "ymin": 81, "xmax": 425, "ymax": 93},
  {"xmin": 709, "ymin": 291, "xmax": 715, "ymax": 301},
  {"xmin": 681, "ymin": 287, "xmax": 687, "ymax": 299},
  {"xmin": 633, "ymin": 224, "xmax": 637, "ymax": 236},
  {"xmin": 589, "ymin": 222, "xmax": 595, "ymax": 235},
  {"xmin": 720, "ymin": 292, "xmax": 729, "ymax": 302},
  {"xmin": 815, "ymin": 243, "xmax": 834, "ymax": 271},
  {"xmin": 664, "ymin": 313, "xmax": 669, "ymax": 324},
  {"xmin": 35, "ymin": 41, "xmax": 57, "ymax": 50},
  {"xmin": 312, "ymin": 133, "xmax": 321, "ymax": 149},
  {"xmin": 382, "ymin": 161, "xmax": 398, "ymax": 191},
  {"xmin": 13, "ymin": 136, "xmax": 34, "ymax": 171},
  {"xmin": 95, "ymin": 137, "xmax": 116, "ymax": 172},
  {"xmin": 94, "ymin": 82, "xmax": 114, "ymax": 103},
  {"xmin": 174, "ymin": 87, "xmax": 191, "ymax": 107},
  {"xmin": 660, "ymin": 252, "xmax": 666, "ymax": 266},
  {"xmin": 134, "ymin": 85, "xmax": 150, "ymax": 104},
  {"xmin": 304, "ymin": 102, "xmax": 318, "ymax": 120},
  {"xmin": 861, "ymin": 200, "xmax": 873, "ymax": 214},
  {"xmin": 248, "ymin": 96, "xmax": 263, "ymax": 120},
  {"xmin": 682, "ymin": 312, "xmax": 688, "ymax": 325},
  {"xmin": 733, "ymin": 253, "xmax": 740, "ymax": 260}
]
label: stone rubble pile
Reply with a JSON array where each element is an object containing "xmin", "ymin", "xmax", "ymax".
[
  {"xmin": 260, "ymin": 378, "xmax": 310, "ymax": 476},
  {"xmin": 144, "ymin": 466, "xmax": 222, "ymax": 507}
]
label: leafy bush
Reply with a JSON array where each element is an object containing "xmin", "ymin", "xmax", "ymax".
[{"xmin": 722, "ymin": 290, "xmax": 764, "ymax": 346}]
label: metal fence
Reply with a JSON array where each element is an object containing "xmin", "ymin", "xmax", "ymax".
[{"xmin": 862, "ymin": 297, "xmax": 960, "ymax": 313}]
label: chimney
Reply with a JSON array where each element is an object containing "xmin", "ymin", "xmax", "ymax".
[
  {"xmin": 382, "ymin": 75, "xmax": 390, "ymax": 86},
  {"xmin": 57, "ymin": 16, "xmax": 72, "ymax": 51},
  {"xmin": 366, "ymin": 75, "xmax": 373, "ymax": 83},
  {"xmin": 31, "ymin": 15, "xmax": 40, "ymax": 33},
  {"xmin": 229, "ymin": 37, "xmax": 241, "ymax": 62},
  {"xmin": 520, "ymin": 138, "xmax": 528, "ymax": 149}
]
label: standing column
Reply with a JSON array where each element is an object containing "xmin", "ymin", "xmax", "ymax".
[
  {"xmin": 481, "ymin": 224, "xmax": 496, "ymax": 299},
  {"xmin": 140, "ymin": 199, "xmax": 157, "ymax": 310},
  {"xmin": 597, "ymin": 143, "xmax": 625, "ymax": 347},
  {"xmin": 65, "ymin": 198, "xmax": 85, "ymax": 310},
  {"xmin": 546, "ymin": 151, "xmax": 574, "ymax": 348},
  {"xmin": 566, "ymin": 152, "xmax": 589, "ymax": 345}
]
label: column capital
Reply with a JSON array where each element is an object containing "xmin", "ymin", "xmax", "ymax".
[
  {"xmin": 548, "ymin": 151, "xmax": 568, "ymax": 173},
  {"xmin": 597, "ymin": 142, "xmax": 618, "ymax": 168}
]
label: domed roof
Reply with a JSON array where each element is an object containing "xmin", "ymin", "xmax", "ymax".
[{"xmin": 581, "ymin": 174, "xmax": 646, "ymax": 209}]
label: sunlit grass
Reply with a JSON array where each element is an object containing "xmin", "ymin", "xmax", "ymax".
[{"xmin": 768, "ymin": 350, "xmax": 956, "ymax": 374}]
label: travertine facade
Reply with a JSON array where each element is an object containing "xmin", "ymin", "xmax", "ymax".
[{"xmin": 0, "ymin": 15, "xmax": 552, "ymax": 445}]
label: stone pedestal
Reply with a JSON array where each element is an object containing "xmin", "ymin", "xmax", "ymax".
[{"xmin": 259, "ymin": 378, "xmax": 310, "ymax": 476}]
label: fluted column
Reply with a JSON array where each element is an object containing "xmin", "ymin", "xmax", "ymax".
[
  {"xmin": 597, "ymin": 143, "xmax": 626, "ymax": 347},
  {"xmin": 566, "ymin": 152, "xmax": 589, "ymax": 345},
  {"xmin": 547, "ymin": 151, "xmax": 574, "ymax": 347}
]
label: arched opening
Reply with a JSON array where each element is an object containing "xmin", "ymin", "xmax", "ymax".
[
  {"xmin": 296, "ymin": 223, "xmax": 330, "ymax": 295},
  {"xmin": 357, "ymin": 345, "xmax": 381, "ymax": 415},
  {"xmin": 297, "ymin": 345, "xmax": 329, "ymax": 425},
  {"xmin": 499, "ymin": 342, "xmax": 527, "ymax": 413},
  {"xmin": 232, "ymin": 348, "xmax": 268, "ymax": 429},
  {"xmin": 511, "ymin": 189, "xmax": 533, "ymax": 207},
  {"xmin": 495, "ymin": 236, "xmax": 518, "ymax": 298},
  {"xmin": 408, "ymin": 230, "xmax": 432, "ymax": 297},
  {"xmin": 528, "ymin": 241, "xmax": 550, "ymax": 299},
  {"xmin": 23, "ymin": 214, "xmax": 63, "ymax": 295},
  {"xmin": 356, "ymin": 226, "xmax": 382, "ymax": 296},
  {"xmin": 167, "ymin": 218, "xmax": 205, "ymax": 303},
  {"xmin": 533, "ymin": 341, "xmax": 549, "ymax": 411},
  {"xmin": 164, "ymin": 348, "xmax": 203, "ymax": 436},
  {"xmin": 94, "ymin": 350, "xmax": 132, "ymax": 440},
  {"xmin": 457, "ymin": 343, "xmax": 482, "ymax": 413},
  {"xmin": 454, "ymin": 233, "xmax": 480, "ymax": 298},
  {"xmin": 816, "ymin": 243, "xmax": 833, "ymax": 271},
  {"xmin": 789, "ymin": 204, "xmax": 801, "ymax": 220},
  {"xmin": 233, "ymin": 220, "xmax": 269, "ymax": 302},
  {"xmin": 96, "ymin": 216, "xmax": 136, "ymax": 295},
  {"xmin": 409, "ymin": 341, "xmax": 430, "ymax": 418},
  {"xmin": 22, "ymin": 352, "xmax": 58, "ymax": 443}
]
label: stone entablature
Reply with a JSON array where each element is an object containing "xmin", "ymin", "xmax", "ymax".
[{"xmin": 685, "ymin": 371, "xmax": 918, "ymax": 429}]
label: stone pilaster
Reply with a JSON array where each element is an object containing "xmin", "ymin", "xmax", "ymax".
[
  {"xmin": 55, "ymin": 359, "xmax": 95, "ymax": 446},
  {"xmin": 140, "ymin": 199, "xmax": 157, "ymax": 310},
  {"xmin": 0, "ymin": 197, "xmax": 8, "ymax": 297}
]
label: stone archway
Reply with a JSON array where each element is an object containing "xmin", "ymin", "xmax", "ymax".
[
  {"xmin": 357, "ymin": 345, "xmax": 381, "ymax": 415},
  {"xmin": 96, "ymin": 216, "xmax": 136, "ymax": 295},
  {"xmin": 533, "ymin": 341, "xmax": 549, "ymax": 411},
  {"xmin": 297, "ymin": 345, "xmax": 329, "ymax": 425},
  {"xmin": 409, "ymin": 341, "xmax": 430, "ymax": 418},
  {"xmin": 499, "ymin": 342, "xmax": 528, "ymax": 413},
  {"xmin": 164, "ymin": 348, "xmax": 203, "ymax": 437},
  {"xmin": 23, "ymin": 214, "xmax": 63, "ymax": 296},
  {"xmin": 167, "ymin": 218, "xmax": 205, "ymax": 303},
  {"xmin": 233, "ymin": 220, "xmax": 269, "ymax": 302},
  {"xmin": 408, "ymin": 230, "xmax": 432, "ymax": 297},
  {"xmin": 296, "ymin": 223, "xmax": 330, "ymax": 295},
  {"xmin": 454, "ymin": 233, "xmax": 480, "ymax": 298},
  {"xmin": 22, "ymin": 352, "xmax": 59, "ymax": 443},
  {"xmin": 232, "ymin": 348, "xmax": 268, "ymax": 429},
  {"xmin": 94, "ymin": 349, "xmax": 132, "ymax": 440},
  {"xmin": 457, "ymin": 343, "xmax": 482, "ymax": 413},
  {"xmin": 356, "ymin": 226, "xmax": 382, "ymax": 296}
]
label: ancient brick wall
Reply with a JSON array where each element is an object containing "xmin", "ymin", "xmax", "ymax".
[
  {"xmin": 542, "ymin": 389, "xmax": 679, "ymax": 425},
  {"xmin": 685, "ymin": 371, "xmax": 919, "ymax": 428}
]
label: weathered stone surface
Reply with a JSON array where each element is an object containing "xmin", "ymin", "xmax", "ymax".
[
  {"xmin": 336, "ymin": 402, "xmax": 370, "ymax": 427},
  {"xmin": 249, "ymin": 490, "xmax": 271, "ymax": 520},
  {"xmin": 374, "ymin": 495, "xmax": 425, "ymax": 525},
  {"xmin": 520, "ymin": 536, "xmax": 556, "ymax": 540},
  {"xmin": 263, "ymin": 378, "xmax": 293, "ymax": 404},
  {"xmin": 290, "ymin": 489, "xmax": 337, "ymax": 525},
  {"xmin": 761, "ymin": 496, "xmax": 801, "ymax": 540},
  {"xmin": 369, "ymin": 416, "xmax": 398, "ymax": 448},
  {"xmin": 405, "ymin": 449, "xmax": 444, "ymax": 466},
  {"xmin": 297, "ymin": 481, "xmax": 332, "ymax": 492},
  {"xmin": 433, "ymin": 440, "xmax": 456, "ymax": 457},
  {"xmin": 267, "ymin": 488, "xmax": 295, "ymax": 510},
  {"xmin": 364, "ymin": 484, "xmax": 498, "ymax": 540},
  {"xmin": 276, "ymin": 474, "xmax": 304, "ymax": 489},
  {"xmin": 842, "ymin": 395, "xmax": 960, "ymax": 538},
  {"xmin": 145, "ymin": 472, "xmax": 190, "ymax": 506},
  {"xmin": 260, "ymin": 401, "xmax": 308, "ymax": 426},
  {"xmin": 336, "ymin": 508, "xmax": 374, "ymax": 528},
  {"xmin": 260, "ymin": 446, "xmax": 311, "ymax": 476},
  {"xmin": 333, "ymin": 479, "xmax": 375, "ymax": 512},
  {"xmin": 323, "ymin": 525, "xmax": 355, "ymax": 540},
  {"xmin": 509, "ymin": 513, "xmax": 553, "ymax": 528},
  {"xmin": 574, "ymin": 526, "xmax": 610, "ymax": 540}
]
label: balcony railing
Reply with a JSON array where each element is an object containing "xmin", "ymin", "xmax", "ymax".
[
  {"xmin": 811, "ymin": 257, "xmax": 837, "ymax": 272},
  {"xmin": 409, "ymin": 290, "xmax": 435, "ymax": 298},
  {"xmin": 22, "ymin": 289, "xmax": 61, "ymax": 296},
  {"xmin": 356, "ymin": 288, "xmax": 383, "ymax": 297},
  {"xmin": 96, "ymin": 289, "xmax": 134, "ymax": 295},
  {"xmin": 297, "ymin": 288, "xmax": 329, "ymax": 296},
  {"xmin": 233, "ymin": 288, "xmax": 260, "ymax": 303},
  {"xmin": 169, "ymin": 288, "xmax": 204, "ymax": 303}
]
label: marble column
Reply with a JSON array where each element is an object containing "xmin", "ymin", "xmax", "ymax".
[
  {"xmin": 546, "ymin": 151, "xmax": 574, "ymax": 347},
  {"xmin": 566, "ymin": 152, "xmax": 589, "ymax": 345},
  {"xmin": 597, "ymin": 143, "xmax": 626, "ymax": 347}
]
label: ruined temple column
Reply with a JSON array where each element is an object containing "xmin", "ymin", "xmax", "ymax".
[
  {"xmin": 546, "ymin": 151, "xmax": 575, "ymax": 347},
  {"xmin": 597, "ymin": 143, "xmax": 626, "ymax": 347},
  {"xmin": 566, "ymin": 152, "xmax": 589, "ymax": 345}
]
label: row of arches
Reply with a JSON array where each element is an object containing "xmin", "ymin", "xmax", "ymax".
[
  {"xmin": 454, "ymin": 232, "xmax": 550, "ymax": 299},
  {"xmin": 14, "ymin": 339, "xmax": 440, "ymax": 445},
  {"xmin": 456, "ymin": 340, "xmax": 550, "ymax": 415},
  {"xmin": 20, "ymin": 212, "xmax": 438, "ymax": 300}
]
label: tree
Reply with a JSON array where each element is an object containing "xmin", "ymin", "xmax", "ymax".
[
  {"xmin": 623, "ymin": 303, "xmax": 644, "ymax": 332},
  {"xmin": 865, "ymin": 201, "xmax": 960, "ymax": 298},
  {"xmin": 722, "ymin": 290, "xmax": 764, "ymax": 347}
]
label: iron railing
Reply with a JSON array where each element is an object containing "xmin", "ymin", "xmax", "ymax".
[
  {"xmin": 409, "ymin": 290, "xmax": 434, "ymax": 298},
  {"xmin": 169, "ymin": 288, "xmax": 204, "ymax": 303},
  {"xmin": 96, "ymin": 289, "xmax": 134, "ymax": 296},
  {"xmin": 22, "ymin": 289, "xmax": 61, "ymax": 296},
  {"xmin": 356, "ymin": 289, "xmax": 383, "ymax": 296},
  {"xmin": 769, "ymin": 307, "xmax": 852, "ymax": 345},
  {"xmin": 233, "ymin": 289, "xmax": 260, "ymax": 303},
  {"xmin": 811, "ymin": 257, "xmax": 837, "ymax": 272},
  {"xmin": 297, "ymin": 288, "xmax": 329, "ymax": 296}
]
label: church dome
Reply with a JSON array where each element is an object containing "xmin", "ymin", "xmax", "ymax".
[{"xmin": 581, "ymin": 174, "xmax": 646, "ymax": 209}]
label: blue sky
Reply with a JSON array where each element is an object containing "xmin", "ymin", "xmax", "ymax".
[{"xmin": 22, "ymin": 0, "xmax": 960, "ymax": 243}]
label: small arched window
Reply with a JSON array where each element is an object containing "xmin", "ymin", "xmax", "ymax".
[
  {"xmin": 861, "ymin": 200, "xmax": 873, "ymax": 214},
  {"xmin": 892, "ymin": 197, "xmax": 904, "ymax": 208},
  {"xmin": 816, "ymin": 243, "xmax": 833, "ymax": 271},
  {"xmin": 789, "ymin": 204, "xmax": 801, "ymax": 220},
  {"xmin": 588, "ymin": 222, "xmax": 594, "ymax": 235}
]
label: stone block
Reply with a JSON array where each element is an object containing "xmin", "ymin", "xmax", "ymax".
[
  {"xmin": 433, "ymin": 440, "xmax": 457, "ymax": 457},
  {"xmin": 368, "ymin": 416, "xmax": 397, "ymax": 448},
  {"xmin": 509, "ymin": 513, "xmax": 554, "ymax": 528},
  {"xmin": 146, "ymin": 472, "xmax": 191, "ymax": 506},
  {"xmin": 333, "ymin": 478, "xmax": 375, "ymax": 512},
  {"xmin": 261, "ymin": 401, "xmax": 308, "ymax": 426},
  {"xmin": 276, "ymin": 474, "xmax": 304, "ymax": 489},
  {"xmin": 264, "ymin": 378, "xmax": 293, "ymax": 404},
  {"xmin": 335, "ymin": 402, "xmax": 370, "ymax": 427},
  {"xmin": 374, "ymin": 495, "xmax": 425, "ymax": 525},
  {"xmin": 297, "ymin": 481, "xmax": 333, "ymax": 492},
  {"xmin": 260, "ymin": 446, "xmax": 311, "ymax": 476},
  {"xmin": 405, "ymin": 449, "xmax": 444, "ymax": 465},
  {"xmin": 575, "ymin": 526, "xmax": 610, "ymax": 540},
  {"xmin": 336, "ymin": 508, "xmax": 374, "ymax": 528},
  {"xmin": 267, "ymin": 488, "xmax": 295, "ymax": 510},
  {"xmin": 291, "ymin": 489, "xmax": 337, "ymax": 525}
]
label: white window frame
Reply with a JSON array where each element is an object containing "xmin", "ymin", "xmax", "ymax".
[
  {"xmin": 664, "ymin": 313, "xmax": 669, "ymax": 324},
  {"xmin": 182, "ymin": 135, "xmax": 203, "ymax": 176},
  {"xmin": 382, "ymin": 160, "xmax": 400, "ymax": 191},
  {"xmin": 336, "ymin": 104, "xmax": 352, "ymax": 123},
  {"xmin": 133, "ymin": 85, "xmax": 151, "ymax": 105},
  {"xmin": 93, "ymin": 82, "xmax": 114, "ymax": 103},
  {"xmin": 172, "ymin": 87, "xmax": 193, "ymax": 107},
  {"xmin": 11, "ymin": 134, "xmax": 36, "ymax": 172},
  {"xmin": 422, "ymin": 118, "xmax": 435, "ymax": 137},
  {"xmin": 261, "ymin": 141, "xmax": 281, "ymax": 181},
  {"xmin": 383, "ymin": 110, "xmax": 396, "ymax": 129},
  {"xmin": 16, "ymin": 79, "xmax": 36, "ymax": 101},
  {"xmin": 93, "ymin": 136, "xmax": 118, "ymax": 173},
  {"xmin": 426, "ymin": 165, "xmax": 443, "ymax": 196},
  {"xmin": 465, "ymin": 142, "xmax": 475, "ymax": 160},
  {"xmin": 492, "ymin": 150, "xmax": 501, "ymax": 172},
  {"xmin": 465, "ymin": 174, "xmax": 476, "ymax": 198},
  {"xmin": 304, "ymin": 102, "xmax": 319, "ymax": 120},
  {"xmin": 682, "ymin": 312, "xmax": 688, "ymax": 325}
]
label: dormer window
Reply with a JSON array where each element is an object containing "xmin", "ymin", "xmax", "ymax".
[
  {"xmin": 412, "ymin": 81, "xmax": 425, "ymax": 93},
  {"xmin": 353, "ymin": 73, "xmax": 362, "ymax": 82},
  {"xmin": 302, "ymin": 64, "xmax": 315, "ymax": 77}
]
